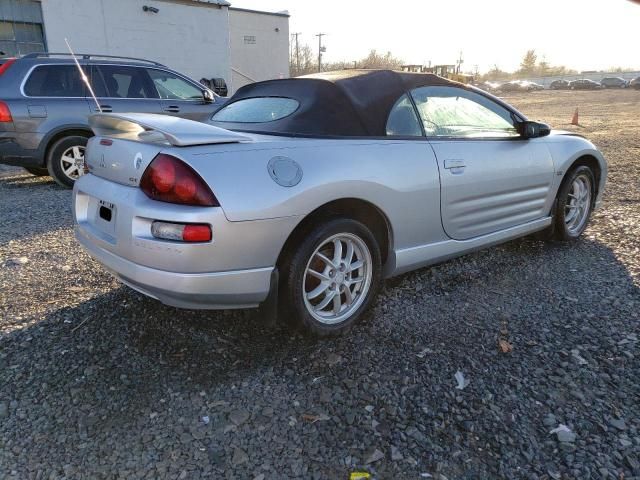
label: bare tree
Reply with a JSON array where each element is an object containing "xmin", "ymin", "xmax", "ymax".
[
  {"xmin": 519, "ymin": 50, "xmax": 538, "ymax": 75},
  {"xmin": 359, "ymin": 50, "xmax": 405, "ymax": 69},
  {"xmin": 290, "ymin": 47, "xmax": 405, "ymax": 76},
  {"xmin": 290, "ymin": 44, "xmax": 317, "ymax": 77}
]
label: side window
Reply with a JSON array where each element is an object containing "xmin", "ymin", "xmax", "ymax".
[
  {"xmin": 147, "ymin": 69, "xmax": 203, "ymax": 100},
  {"xmin": 94, "ymin": 65, "xmax": 158, "ymax": 99},
  {"xmin": 23, "ymin": 65, "xmax": 86, "ymax": 97},
  {"xmin": 410, "ymin": 86, "xmax": 519, "ymax": 138},
  {"xmin": 386, "ymin": 94, "xmax": 422, "ymax": 136}
]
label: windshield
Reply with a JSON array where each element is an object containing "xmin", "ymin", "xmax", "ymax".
[{"xmin": 212, "ymin": 97, "xmax": 300, "ymax": 123}]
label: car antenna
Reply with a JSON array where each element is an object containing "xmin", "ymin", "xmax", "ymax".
[{"xmin": 64, "ymin": 38, "xmax": 101, "ymax": 113}]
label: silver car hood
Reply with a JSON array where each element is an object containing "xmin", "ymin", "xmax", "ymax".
[{"xmin": 88, "ymin": 113, "xmax": 251, "ymax": 147}]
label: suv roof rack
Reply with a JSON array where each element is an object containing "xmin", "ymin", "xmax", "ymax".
[{"xmin": 21, "ymin": 52, "xmax": 165, "ymax": 66}]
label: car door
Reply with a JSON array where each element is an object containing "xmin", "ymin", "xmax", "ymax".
[
  {"xmin": 89, "ymin": 65, "xmax": 162, "ymax": 115},
  {"xmin": 410, "ymin": 86, "xmax": 555, "ymax": 241},
  {"xmin": 21, "ymin": 63, "xmax": 92, "ymax": 133},
  {"xmin": 146, "ymin": 67, "xmax": 217, "ymax": 121}
]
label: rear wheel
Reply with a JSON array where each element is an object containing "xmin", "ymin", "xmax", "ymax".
[
  {"xmin": 280, "ymin": 218, "xmax": 382, "ymax": 336},
  {"xmin": 46, "ymin": 135, "xmax": 89, "ymax": 188},
  {"xmin": 23, "ymin": 167, "xmax": 49, "ymax": 176},
  {"xmin": 545, "ymin": 166, "xmax": 595, "ymax": 241}
]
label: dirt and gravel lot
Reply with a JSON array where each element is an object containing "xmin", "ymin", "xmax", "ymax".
[{"xmin": 1, "ymin": 89, "xmax": 639, "ymax": 480}]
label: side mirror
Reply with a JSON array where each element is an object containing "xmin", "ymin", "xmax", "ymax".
[
  {"xmin": 203, "ymin": 89, "xmax": 215, "ymax": 103},
  {"xmin": 517, "ymin": 120, "xmax": 551, "ymax": 139}
]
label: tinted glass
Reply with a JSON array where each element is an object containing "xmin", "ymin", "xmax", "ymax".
[
  {"xmin": 386, "ymin": 94, "xmax": 422, "ymax": 136},
  {"xmin": 147, "ymin": 69, "xmax": 203, "ymax": 100},
  {"xmin": 212, "ymin": 97, "xmax": 299, "ymax": 123},
  {"xmin": 411, "ymin": 86, "xmax": 518, "ymax": 138},
  {"xmin": 24, "ymin": 65, "xmax": 86, "ymax": 97},
  {"xmin": 95, "ymin": 65, "xmax": 158, "ymax": 99}
]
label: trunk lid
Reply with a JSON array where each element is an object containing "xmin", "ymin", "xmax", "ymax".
[
  {"xmin": 84, "ymin": 136, "xmax": 163, "ymax": 187},
  {"xmin": 85, "ymin": 113, "xmax": 252, "ymax": 187}
]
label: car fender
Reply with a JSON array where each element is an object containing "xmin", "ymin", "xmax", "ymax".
[
  {"xmin": 38, "ymin": 123, "xmax": 93, "ymax": 159},
  {"xmin": 544, "ymin": 132, "xmax": 608, "ymax": 208}
]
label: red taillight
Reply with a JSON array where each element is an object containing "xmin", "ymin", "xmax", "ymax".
[
  {"xmin": 0, "ymin": 101, "xmax": 12, "ymax": 123},
  {"xmin": 140, "ymin": 154, "xmax": 219, "ymax": 206},
  {"xmin": 0, "ymin": 58, "xmax": 16, "ymax": 76},
  {"xmin": 182, "ymin": 224, "xmax": 212, "ymax": 242}
]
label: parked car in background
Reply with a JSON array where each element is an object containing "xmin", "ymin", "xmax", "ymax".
[
  {"xmin": 630, "ymin": 77, "xmax": 640, "ymax": 90},
  {"xmin": 0, "ymin": 53, "xmax": 225, "ymax": 187},
  {"xmin": 73, "ymin": 70, "xmax": 607, "ymax": 336},
  {"xmin": 600, "ymin": 77, "xmax": 628, "ymax": 88},
  {"xmin": 473, "ymin": 81, "xmax": 500, "ymax": 93},
  {"xmin": 550, "ymin": 79, "xmax": 571, "ymax": 90},
  {"xmin": 522, "ymin": 81, "xmax": 544, "ymax": 91},
  {"xmin": 569, "ymin": 79, "xmax": 601, "ymax": 90},
  {"xmin": 497, "ymin": 80, "xmax": 527, "ymax": 92}
]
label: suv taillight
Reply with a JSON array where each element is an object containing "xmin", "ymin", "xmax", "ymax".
[
  {"xmin": 140, "ymin": 153, "xmax": 219, "ymax": 207},
  {"xmin": 0, "ymin": 58, "xmax": 16, "ymax": 76},
  {"xmin": 0, "ymin": 101, "xmax": 12, "ymax": 123}
]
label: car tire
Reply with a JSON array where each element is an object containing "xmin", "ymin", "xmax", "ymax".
[
  {"xmin": 280, "ymin": 218, "xmax": 382, "ymax": 336},
  {"xmin": 46, "ymin": 135, "xmax": 89, "ymax": 188},
  {"xmin": 542, "ymin": 166, "xmax": 595, "ymax": 242},
  {"xmin": 23, "ymin": 167, "xmax": 49, "ymax": 176}
]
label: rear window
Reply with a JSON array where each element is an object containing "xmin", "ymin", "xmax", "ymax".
[
  {"xmin": 24, "ymin": 65, "xmax": 86, "ymax": 97},
  {"xmin": 212, "ymin": 97, "xmax": 299, "ymax": 123}
]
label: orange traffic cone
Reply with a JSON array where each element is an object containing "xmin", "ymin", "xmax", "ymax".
[{"xmin": 571, "ymin": 108, "xmax": 579, "ymax": 126}]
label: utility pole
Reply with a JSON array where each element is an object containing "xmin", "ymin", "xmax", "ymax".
[
  {"xmin": 315, "ymin": 33, "xmax": 326, "ymax": 72},
  {"xmin": 456, "ymin": 51, "xmax": 464, "ymax": 74},
  {"xmin": 292, "ymin": 32, "xmax": 301, "ymax": 74}
]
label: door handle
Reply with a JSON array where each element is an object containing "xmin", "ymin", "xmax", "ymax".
[
  {"xmin": 98, "ymin": 105, "xmax": 112, "ymax": 113},
  {"xmin": 163, "ymin": 106, "xmax": 180, "ymax": 113},
  {"xmin": 444, "ymin": 159, "xmax": 466, "ymax": 169}
]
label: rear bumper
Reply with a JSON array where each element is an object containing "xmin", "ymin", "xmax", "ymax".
[
  {"xmin": 0, "ymin": 138, "xmax": 43, "ymax": 167},
  {"xmin": 72, "ymin": 174, "xmax": 300, "ymax": 310},
  {"xmin": 76, "ymin": 225, "xmax": 274, "ymax": 309}
]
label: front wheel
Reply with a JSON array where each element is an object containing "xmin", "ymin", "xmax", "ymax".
[
  {"xmin": 549, "ymin": 166, "xmax": 595, "ymax": 241},
  {"xmin": 281, "ymin": 218, "xmax": 382, "ymax": 336},
  {"xmin": 46, "ymin": 135, "xmax": 88, "ymax": 188}
]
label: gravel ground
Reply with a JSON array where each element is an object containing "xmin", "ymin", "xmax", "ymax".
[{"xmin": 1, "ymin": 90, "xmax": 639, "ymax": 479}]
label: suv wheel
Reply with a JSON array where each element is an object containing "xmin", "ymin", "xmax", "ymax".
[{"xmin": 47, "ymin": 135, "xmax": 89, "ymax": 188}]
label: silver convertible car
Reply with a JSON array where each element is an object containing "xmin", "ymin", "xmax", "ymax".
[{"xmin": 73, "ymin": 70, "xmax": 607, "ymax": 335}]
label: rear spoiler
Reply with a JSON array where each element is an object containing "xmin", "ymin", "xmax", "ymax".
[{"xmin": 88, "ymin": 113, "xmax": 251, "ymax": 147}]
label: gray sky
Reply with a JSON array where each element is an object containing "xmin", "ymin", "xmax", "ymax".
[{"xmin": 232, "ymin": 0, "xmax": 640, "ymax": 73}]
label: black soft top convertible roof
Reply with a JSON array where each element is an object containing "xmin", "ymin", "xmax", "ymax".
[{"xmin": 214, "ymin": 69, "xmax": 459, "ymax": 137}]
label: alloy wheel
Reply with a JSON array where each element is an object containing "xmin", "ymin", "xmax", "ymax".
[
  {"xmin": 302, "ymin": 233, "xmax": 373, "ymax": 325},
  {"xmin": 60, "ymin": 145, "xmax": 86, "ymax": 181},
  {"xmin": 565, "ymin": 173, "xmax": 592, "ymax": 235}
]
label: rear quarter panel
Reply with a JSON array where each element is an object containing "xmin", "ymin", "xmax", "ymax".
[{"xmin": 177, "ymin": 138, "xmax": 445, "ymax": 252}]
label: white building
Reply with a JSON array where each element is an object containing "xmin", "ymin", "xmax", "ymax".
[{"xmin": 0, "ymin": 0, "xmax": 290, "ymax": 94}]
